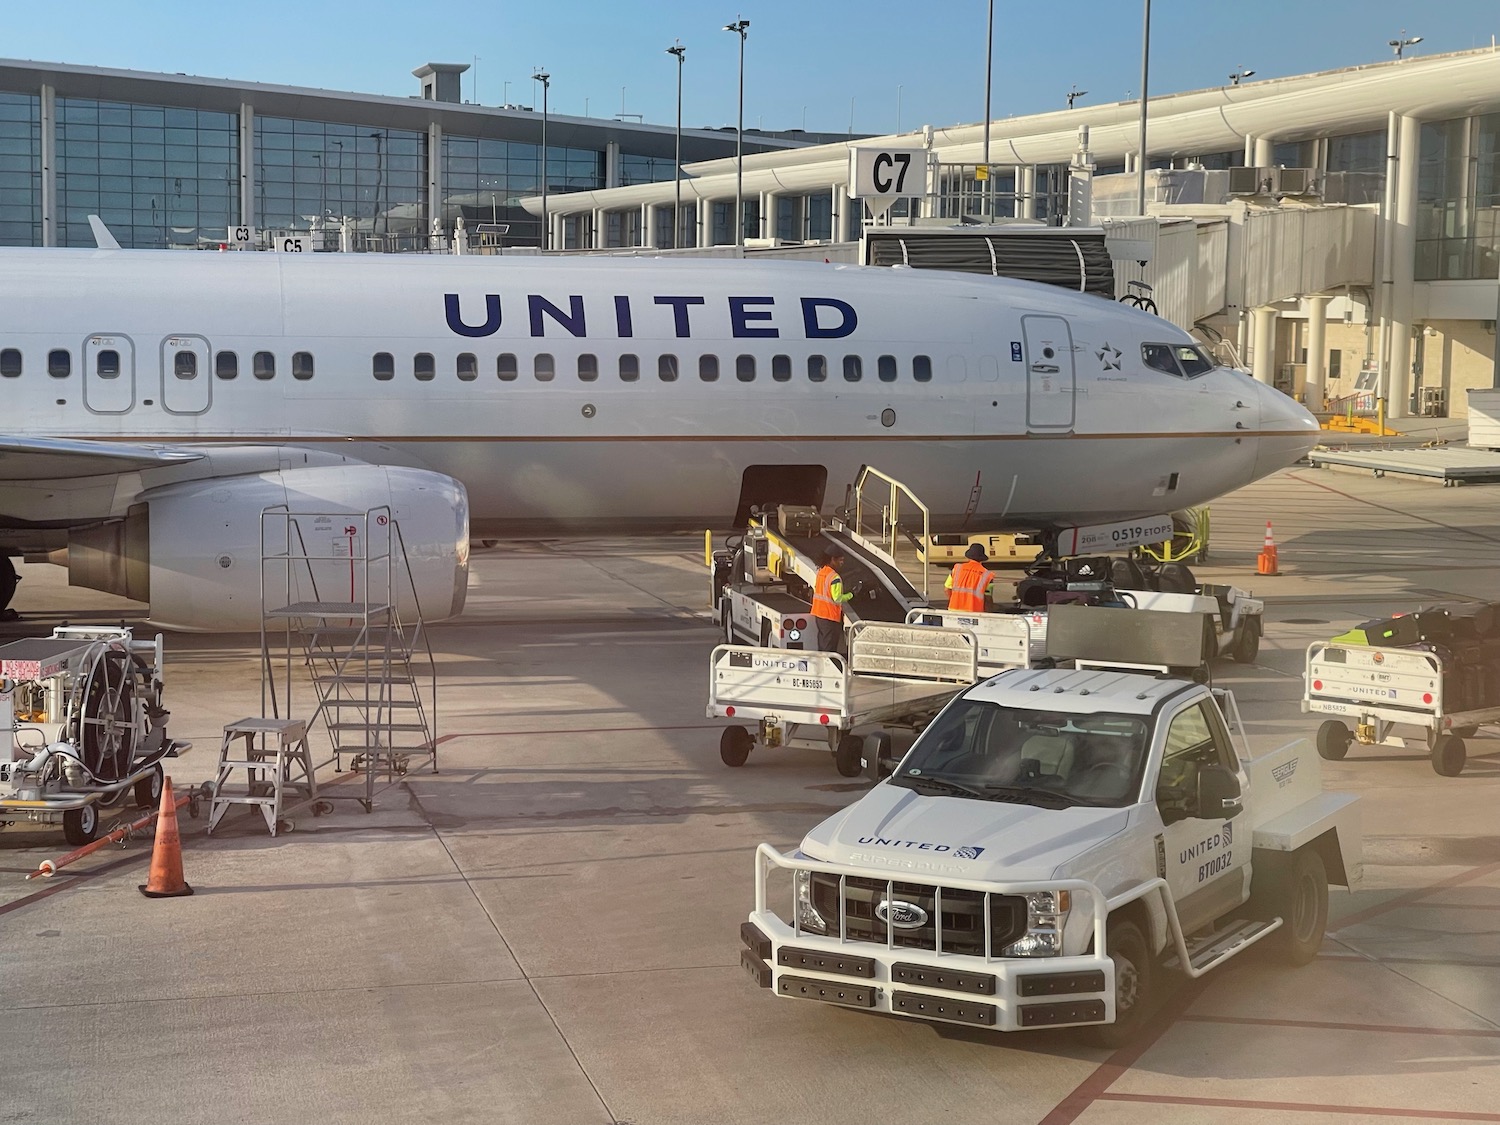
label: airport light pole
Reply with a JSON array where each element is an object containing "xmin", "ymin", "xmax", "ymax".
[
  {"xmin": 533, "ymin": 69, "xmax": 551, "ymax": 250},
  {"xmin": 724, "ymin": 18, "xmax": 750, "ymax": 247},
  {"xmin": 982, "ymin": 0, "xmax": 994, "ymax": 222},
  {"xmin": 1229, "ymin": 67, "xmax": 1255, "ymax": 86},
  {"xmin": 1389, "ymin": 31, "xmax": 1423, "ymax": 58},
  {"xmin": 1135, "ymin": 0, "xmax": 1151, "ymax": 216},
  {"xmin": 667, "ymin": 41, "xmax": 686, "ymax": 249},
  {"xmin": 1066, "ymin": 85, "xmax": 1088, "ymax": 110}
]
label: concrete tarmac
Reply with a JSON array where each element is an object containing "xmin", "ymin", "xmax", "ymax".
[{"xmin": 2, "ymin": 464, "xmax": 1499, "ymax": 1125}]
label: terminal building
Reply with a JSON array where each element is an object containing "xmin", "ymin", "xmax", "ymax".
[
  {"xmin": 526, "ymin": 48, "xmax": 1500, "ymax": 421},
  {"xmin": 0, "ymin": 57, "xmax": 824, "ymax": 253}
]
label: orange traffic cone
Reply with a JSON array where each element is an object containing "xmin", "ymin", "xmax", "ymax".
[
  {"xmin": 139, "ymin": 777, "xmax": 193, "ymax": 898},
  {"xmin": 1256, "ymin": 520, "xmax": 1280, "ymax": 576}
]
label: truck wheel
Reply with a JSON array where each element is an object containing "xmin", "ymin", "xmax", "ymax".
[
  {"xmin": 1253, "ymin": 847, "xmax": 1328, "ymax": 966},
  {"xmin": 1086, "ymin": 917, "xmax": 1154, "ymax": 1049},
  {"xmin": 133, "ymin": 763, "xmax": 165, "ymax": 809},
  {"xmin": 1230, "ymin": 618, "xmax": 1261, "ymax": 663},
  {"xmin": 1431, "ymin": 734, "xmax": 1466, "ymax": 777},
  {"xmin": 722, "ymin": 607, "xmax": 735, "ymax": 645},
  {"xmin": 720, "ymin": 726, "xmax": 753, "ymax": 768},
  {"xmin": 835, "ymin": 734, "xmax": 865, "ymax": 778},
  {"xmin": 63, "ymin": 803, "xmax": 100, "ymax": 846},
  {"xmin": 1450, "ymin": 725, "xmax": 1478, "ymax": 738},
  {"xmin": 1315, "ymin": 720, "xmax": 1351, "ymax": 761},
  {"xmin": 865, "ymin": 731, "xmax": 893, "ymax": 782}
]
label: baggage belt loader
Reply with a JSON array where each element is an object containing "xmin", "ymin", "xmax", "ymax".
[
  {"xmin": 1, "ymin": 626, "xmax": 185, "ymax": 844},
  {"xmin": 738, "ymin": 605, "xmax": 1361, "ymax": 1044}
]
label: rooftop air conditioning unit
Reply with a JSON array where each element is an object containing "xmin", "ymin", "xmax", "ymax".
[
  {"xmin": 1228, "ymin": 166, "xmax": 1271, "ymax": 196},
  {"xmin": 1273, "ymin": 167, "xmax": 1318, "ymax": 196}
]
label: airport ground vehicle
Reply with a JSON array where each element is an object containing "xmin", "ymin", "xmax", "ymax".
[
  {"xmin": 1304, "ymin": 640, "xmax": 1498, "ymax": 776},
  {"xmin": 738, "ymin": 619, "xmax": 1361, "ymax": 1043},
  {"xmin": 1, "ymin": 626, "xmax": 180, "ymax": 843}
]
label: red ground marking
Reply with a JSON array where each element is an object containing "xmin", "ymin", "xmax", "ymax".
[
  {"xmin": 1180, "ymin": 1013, "xmax": 1500, "ymax": 1038},
  {"xmin": 1333, "ymin": 861, "xmax": 1500, "ymax": 930},
  {"xmin": 1097, "ymin": 1091, "xmax": 1500, "ymax": 1121},
  {"xmin": 1286, "ymin": 472, "xmax": 1500, "ymax": 548},
  {"xmin": 0, "ymin": 852, "xmax": 147, "ymax": 917}
]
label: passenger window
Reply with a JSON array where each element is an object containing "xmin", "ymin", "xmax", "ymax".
[
  {"xmin": 414, "ymin": 353, "xmax": 435, "ymax": 381},
  {"xmin": 372, "ymin": 352, "xmax": 394, "ymax": 381},
  {"xmin": 216, "ymin": 351, "xmax": 239, "ymax": 380},
  {"xmin": 843, "ymin": 355, "xmax": 862, "ymax": 382},
  {"xmin": 173, "ymin": 351, "xmax": 197, "ymax": 380},
  {"xmin": 659, "ymin": 354, "xmax": 679, "ymax": 382},
  {"xmin": 457, "ymin": 352, "xmax": 478, "ymax": 381},
  {"xmin": 534, "ymin": 353, "xmax": 555, "ymax": 381},
  {"xmin": 578, "ymin": 353, "xmax": 599, "ymax": 382},
  {"xmin": 48, "ymin": 349, "xmax": 70, "ymax": 378},
  {"xmin": 913, "ymin": 355, "xmax": 932, "ymax": 382},
  {"xmin": 497, "ymin": 353, "xmax": 518, "ymax": 381},
  {"xmin": 1142, "ymin": 344, "xmax": 1182, "ymax": 376},
  {"xmin": 807, "ymin": 355, "xmax": 827, "ymax": 382},
  {"xmin": 736, "ymin": 355, "xmax": 755, "ymax": 382},
  {"xmin": 0, "ymin": 348, "xmax": 20, "ymax": 377},
  {"xmin": 254, "ymin": 351, "xmax": 275, "ymax": 380},
  {"xmin": 619, "ymin": 354, "xmax": 639, "ymax": 382},
  {"xmin": 97, "ymin": 349, "xmax": 121, "ymax": 378},
  {"xmin": 1176, "ymin": 345, "xmax": 1215, "ymax": 377},
  {"xmin": 292, "ymin": 351, "xmax": 314, "ymax": 381},
  {"xmin": 771, "ymin": 355, "xmax": 791, "ymax": 382},
  {"xmin": 878, "ymin": 355, "xmax": 897, "ymax": 383},
  {"xmin": 699, "ymin": 355, "xmax": 719, "ymax": 382}
]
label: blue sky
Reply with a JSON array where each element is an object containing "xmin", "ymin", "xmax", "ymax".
[{"xmin": 4, "ymin": 1, "xmax": 1498, "ymax": 134}]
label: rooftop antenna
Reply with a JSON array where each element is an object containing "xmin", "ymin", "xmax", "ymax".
[{"xmin": 1067, "ymin": 84, "xmax": 1088, "ymax": 109}]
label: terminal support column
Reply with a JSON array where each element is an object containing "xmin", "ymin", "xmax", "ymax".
[
  {"xmin": 239, "ymin": 103, "xmax": 255, "ymax": 231},
  {"xmin": 642, "ymin": 203, "xmax": 656, "ymax": 248},
  {"xmin": 427, "ymin": 123, "xmax": 442, "ymax": 235},
  {"xmin": 1304, "ymin": 295, "xmax": 1331, "ymax": 409},
  {"xmin": 39, "ymin": 84, "xmax": 55, "ymax": 246},
  {"xmin": 1386, "ymin": 114, "xmax": 1420, "ymax": 419},
  {"xmin": 1251, "ymin": 306, "xmax": 1277, "ymax": 385}
]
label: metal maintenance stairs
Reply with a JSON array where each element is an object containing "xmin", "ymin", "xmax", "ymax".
[{"xmin": 1161, "ymin": 916, "xmax": 1283, "ymax": 975}]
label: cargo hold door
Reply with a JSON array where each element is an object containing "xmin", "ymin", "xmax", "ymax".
[{"xmin": 1022, "ymin": 315, "xmax": 1075, "ymax": 431}]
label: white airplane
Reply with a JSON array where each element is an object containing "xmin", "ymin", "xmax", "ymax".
[{"xmin": 0, "ymin": 248, "xmax": 1317, "ymax": 630}]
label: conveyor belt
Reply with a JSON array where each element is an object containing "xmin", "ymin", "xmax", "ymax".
[{"xmin": 779, "ymin": 530, "xmax": 921, "ymax": 624}]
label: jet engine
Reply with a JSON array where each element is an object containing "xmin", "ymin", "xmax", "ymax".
[{"xmin": 65, "ymin": 464, "xmax": 469, "ymax": 631}]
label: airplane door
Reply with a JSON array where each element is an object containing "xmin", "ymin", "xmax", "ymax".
[
  {"xmin": 83, "ymin": 334, "xmax": 135, "ymax": 414},
  {"xmin": 1022, "ymin": 315, "xmax": 1075, "ymax": 430},
  {"xmin": 161, "ymin": 335, "xmax": 212, "ymax": 415}
]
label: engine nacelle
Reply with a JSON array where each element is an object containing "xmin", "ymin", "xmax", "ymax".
[{"xmin": 71, "ymin": 464, "xmax": 469, "ymax": 631}]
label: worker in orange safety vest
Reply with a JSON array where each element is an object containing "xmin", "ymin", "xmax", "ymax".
[
  {"xmin": 811, "ymin": 548, "xmax": 855, "ymax": 652},
  {"xmin": 945, "ymin": 543, "xmax": 995, "ymax": 612}
]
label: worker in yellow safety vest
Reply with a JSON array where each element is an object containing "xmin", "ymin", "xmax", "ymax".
[
  {"xmin": 811, "ymin": 548, "xmax": 855, "ymax": 652},
  {"xmin": 945, "ymin": 543, "xmax": 995, "ymax": 612}
]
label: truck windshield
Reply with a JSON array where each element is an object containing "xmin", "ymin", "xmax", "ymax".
[{"xmin": 892, "ymin": 700, "xmax": 1149, "ymax": 808}]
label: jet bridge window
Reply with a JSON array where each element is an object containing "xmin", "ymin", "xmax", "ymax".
[
  {"xmin": 497, "ymin": 353, "xmax": 518, "ymax": 381},
  {"xmin": 457, "ymin": 353, "xmax": 478, "ymax": 382},
  {"xmin": 534, "ymin": 354, "xmax": 555, "ymax": 381},
  {"xmin": 97, "ymin": 350, "xmax": 121, "ymax": 378},
  {"xmin": 736, "ymin": 355, "xmax": 756, "ymax": 382},
  {"xmin": 48, "ymin": 349, "xmax": 71, "ymax": 378},
  {"xmin": 254, "ymin": 351, "xmax": 275, "ymax": 380},
  {"xmin": 578, "ymin": 353, "xmax": 599, "ymax": 382},
  {"xmin": 372, "ymin": 352, "xmax": 394, "ymax": 381},
  {"xmin": 216, "ymin": 351, "xmax": 239, "ymax": 380},
  {"xmin": 843, "ymin": 355, "xmax": 862, "ymax": 382},
  {"xmin": 877, "ymin": 355, "xmax": 898, "ymax": 383},
  {"xmin": 699, "ymin": 355, "xmax": 719, "ymax": 382},
  {"xmin": 913, "ymin": 355, "xmax": 933, "ymax": 382},
  {"xmin": 292, "ymin": 352, "xmax": 314, "ymax": 381},
  {"xmin": 619, "ymin": 354, "xmax": 640, "ymax": 382},
  {"xmin": 0, "ymin": 348, "xmax": 20, "ymax": 377},
  {"xmin": 658, "ymin": 354, "xmax": 679, "ymax": 382},
  {"xmin": 807, "ymin": 355, "xmax": 827, "ymax": 382},
  {"xmin": 414, "ymin": 353, "xmax": 435, "ymax": 381},
  {"xmin": 173, "ymin": 351, "xmax": 197, "ymax": 380},
  {"xmin": 771, "ymin": 355, "xmax": 792, "ymax": 382}
]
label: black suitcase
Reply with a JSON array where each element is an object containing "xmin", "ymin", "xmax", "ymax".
[{"xmin": 1359, "ymin": 615, "xmax": 1423, "ymax": 647}]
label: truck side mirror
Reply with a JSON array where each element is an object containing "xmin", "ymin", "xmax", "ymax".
[{"xmin": 1196, "ymin": 764, "xmax": 1242, "ymax": 820}]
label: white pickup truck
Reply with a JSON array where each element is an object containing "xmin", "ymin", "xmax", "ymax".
[{"xmin": 740, "ymin": 664, "xmax": 1361, "ymax": 1044}]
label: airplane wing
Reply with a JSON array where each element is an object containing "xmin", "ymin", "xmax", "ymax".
[{"xmin": 0, "ymin": 436, "xmax": 204, "ymax": 481}]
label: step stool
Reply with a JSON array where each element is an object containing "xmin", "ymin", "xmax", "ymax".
[{"xmin": 208, "ymin": 717, "xmax": 318, "ymax": 837}]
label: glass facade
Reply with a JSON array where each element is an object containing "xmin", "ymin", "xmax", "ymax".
[
  {"xmin": 56, "ymin": 99, "xmax": 237, "ymax": 249},
  {"xmin": 618, "ymin": 153, "xmax": 675, "ymax": 187},
  {"xmin": 1416, "ymin": 115, "xmax": 1500, "ymax": 281},
  {"xmin": 257, "ymin": 116, "xmax": 424, "ymax": 240},
  {"xmin": 441, "ymin": 135, "xmax": 604, "ymax": 246},
  {"xmin": 0, "ymin": 93, "xmax": 40, "ymax": 246}
]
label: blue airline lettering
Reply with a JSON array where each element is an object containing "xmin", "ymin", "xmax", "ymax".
[
  {"xmin": 443, "ymin": 292, "xmax": 860, "ymax": 340},
  {"xmin": 529, "ymin": 294, "xmax": 587, "ymax": 337},
  {"xmin": 445, "ymin": 293, "xmax": 502, "ymax": 338},
  {"xmin": 614, "ymin": 295, "xmax": 634, "ymax": 337},
  {"xmin": 802, "ymin": 297, "xmax": 857, "ymax": 339},
  {"xmin": 729, "ymin": 296, "xmax": 778, "ymax": 338},
  {"xmin": 655, "ymin": 295, "xmax": 705, "ymax": 337}
]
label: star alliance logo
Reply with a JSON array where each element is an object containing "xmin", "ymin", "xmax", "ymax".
[{"xmin": 1096, "ymin": 343, "xmax": 1122, "ymax": 370}]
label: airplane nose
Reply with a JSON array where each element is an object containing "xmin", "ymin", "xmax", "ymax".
[{"xmin": 1253, "ymin": 378, "xmax": 1321, "ymax": 478}]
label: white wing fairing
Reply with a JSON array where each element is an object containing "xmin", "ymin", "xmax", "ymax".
[{"xmin": 0, "ymin": 250, "xmax": 1316, "ymax": 629}]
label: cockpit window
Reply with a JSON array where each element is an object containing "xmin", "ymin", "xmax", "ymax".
[
  {"xmin": 889, "ymin": 699, "xmax": 1149, "ymax": 808},
  {"xmin": 1142, "ymin": 344, "xmax": 1181, "ymax": 376},
  {"xmin": 1175, "ymin": 345, "xmax": 1216, "ymax": 377}
]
